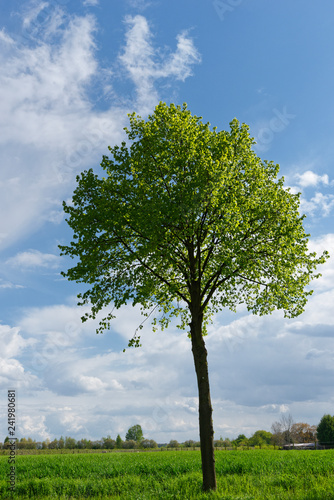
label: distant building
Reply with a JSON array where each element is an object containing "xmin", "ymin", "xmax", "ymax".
[{"xmin": 282, "ymin": 443, "xmax": 315, "ymax": 450}]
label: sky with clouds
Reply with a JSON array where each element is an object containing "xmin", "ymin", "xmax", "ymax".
[{"xmin": 0, "ymin": 0, "xmax": 334, "ymax": 444}]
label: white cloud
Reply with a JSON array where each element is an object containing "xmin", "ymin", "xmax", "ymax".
[
  {"xmin": 299, "ymin": 192, "xmax": 334, "ymax": 217},
  {"xmin": 6, "ymin": 273, "xmax": 333, "ymax": 440},
  {"xmin": 307, "ymin": 233, "xmax": 334, "ymax": 291},
  {"xmin": 0, "ymin": 324, "xmax": 33, "ymax": 359},
  {"xmin": 78, "ymin": 375, "xmax": 108, "ymax": 392},
  {"xmin": 0, "ymin": 306, "xmax": 330, "ymax": 441},
  {"xmin": 0, "ymin": 280, "xmax": 24, "ymax": 289},
  {"xmin": 18, "ymin": 415, "xmax": 50, "ymax": 441},
  {"xmin": 83, "ymin": 0, "xmax": 99, "ymax": 5},
  {"xmin": 18, "ymin": 302, "xmax": 87, "ymax": 344},
  {"xmin": 0, "ymin": 11, "xmax": 108, "ymax": 251},
  {"xmin": 126, "ymin": 0, "xmax": 152, "ymax": 10},
  {"xmin": 0, "ymin": 356, "xmax": 38, "ymax": 391},
  {"xmin": 0, "ymin": 324, "xmax": 39, "ymax": 392},
  {"xmin": 295, "ymin": 170, "xmax": 330, "ymax": 188},
  {"xmin": 119, "ymin": 15, "xmax": 201, "ymax": 111},
  {"xmin": 6, "ymin": 250, "xmax": 61, "ymax": 270},
  {"xmin": 0, "ymin": 11, "xmax": 200, "ymax": 251},
  {"xmin": 22, "ymin": 2, "xmax": 49, "ymax": 30},
  {"xmin": 60, "ymin": 411, "xmax": 86, "ymax": 433},
  {"xmin": 287, "ymin": 169, "xmax": 334, "ymax": 217},
  {"xmin": 163, "ymin": 32, "xmax": 202, "ymax": 81},
  {"xmin": 0, "ymin": 29, "xmax": 15, "ymax": 45}
]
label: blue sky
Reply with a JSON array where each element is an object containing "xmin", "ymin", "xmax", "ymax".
[{"xmin": 0, "ymin": 0, "xmax": 334, "ymax": 443}]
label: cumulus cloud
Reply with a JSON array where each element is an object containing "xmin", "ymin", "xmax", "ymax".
[
  {"xmin": 0, "ymin": 325, "xmax": 38, "ymax": 392},
  {"xmin": 60, "ymin": 414, "xmax": 86, "ymax": 433},
  {"xmin": 295, "ymin": 170, "xmax": 331, "ymax": 188},
  {"xmin": 19, "ymin": 415, "xmax": 50, "ymax": 441},
  {"xmin": 0, "ymin": 324, "xmax": 34, "ymax": 359},
  {"xmin": 300, "ymin": 192, "xmax": 334, "ymax": 217},
  {"xmin": 5, "ymin": 262, "xmax": 332, "ymax": 440},
  {"xmin": 287, "ymin": 169, "xmax": 334, "ymax": 217},
  {"xmin": 45, "ymin": 371, "xmax": 110, "ymax": 396}
]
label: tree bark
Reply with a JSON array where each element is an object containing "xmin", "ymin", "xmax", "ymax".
[{"xmin": 190, "ymin": 310, "xmax": 217, "ymax": 491}]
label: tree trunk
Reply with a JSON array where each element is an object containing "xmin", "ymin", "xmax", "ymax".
[{"xmin": 190, "ymin": 310, "xmax": 217, "ymax": 491}]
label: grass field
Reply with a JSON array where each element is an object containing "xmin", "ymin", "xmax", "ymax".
[{"xmin": 1, "ymin": 449, "xmax": 334, "ymax": 499}]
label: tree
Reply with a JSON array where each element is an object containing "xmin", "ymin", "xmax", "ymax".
[
  {"xmin": 65, "ymin": 437, "xmax": 76, "ymax": 449},
  {"xmin": 92, "ymin": 440, "xmax": 103, "ymax": 449},
  {"xmin": 116, "ymin": 434, "xmax": 123, "ymax": 449},
  {"xmin": 291, "ymin": 423, "xmax": 317, "ymax": 443},
  {"xmin": 271, "ymin": 414, "xmax": 295, "ymax": 446},
  {"xmin": 3, "ymin": 437, "xmax": 11, "ymax": 450},
  {"xmin": 60, "ymin": 102, "xmax": 328, "ymax": 491},
  {"xmin": 122, "ymin": 439, "xmax": 137, "ymax": 449},
  {"xmin": 249, "ymin": 430, "xmax": 272, "ymax": 448},
  {"xmin": 168, "ymin": 439, "xmax": 180, "ymax": 448},
  {"xmin": 184, "ymin": 439, "xmax": 196, "ymax": 448},
  {"xmin": 103, "ymin": 436, "xmax": 116, "ymax": 449},
  {"xmin": 125, "ymin": 424, "xmax": 143, "ymax": 442},
  {"xmin": 317, "ymin": 414, "xmax": 334, "ymax": 446},
  {"xmin": 233, "ymin": 434, "xmax": 247, "ymax": 447},
  {"xmin": 141, "ymin": 438, "xmax": 157, "ymax": 449},
  {"xmin": 221, "ymin": 438, "xmax": 231, "ymax": 450},
  {"xmin": 41, "ymin": 439, "xmax": 50, "ymax": 450},
  {"xmin": 48, "ymin": 438, "xmax": 59, "ymax": 450},
  {"xmin": 77, "ymin": 438, "xmax": 93, "ymax": 449}
]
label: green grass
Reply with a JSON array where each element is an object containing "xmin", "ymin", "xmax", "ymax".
[{"xmin": 1, "ymin": 449, "xmax": 334, "ymax": 499}]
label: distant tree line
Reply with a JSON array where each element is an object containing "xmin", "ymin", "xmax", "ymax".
[
  {"xmin": 270, "ymin": 414, "xmax": 334, "ymax": 448},
  {"xmin": 1, "ymin": 425, "xmax": 157, "ymax": 451},
  {"xmin": 2, "ymin": 416, "xmax": 334, "ymax": 451}
]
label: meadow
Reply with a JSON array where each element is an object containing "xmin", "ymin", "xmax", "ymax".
[{"xmin": 1, "ymin": 449, "xmax": 334, "ymax": 499}]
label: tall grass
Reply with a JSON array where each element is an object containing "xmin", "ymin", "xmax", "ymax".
[{"xmin": 0, "ymin": 449, "xmax": 334, "ymax": 499}]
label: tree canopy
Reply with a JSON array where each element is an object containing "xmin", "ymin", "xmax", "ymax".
[
  {"xmin": 249, "ymin": 430, "xmax": 272, "ymax": 447},
  {"xmin": 125, "ymin": 424, "xmax": 143, "ymax": 442},
  {"xmin": 317, "ymin": 414, "xmax": 334, "ymax": 445},
  {"xmin": 60, "ymin": 102, "xmax": 327, "ymax": 343}
]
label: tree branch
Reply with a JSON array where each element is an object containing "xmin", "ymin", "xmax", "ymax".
[{"xmin": 117, "ymin": 233, "xmax": 190, "ymax": 305}]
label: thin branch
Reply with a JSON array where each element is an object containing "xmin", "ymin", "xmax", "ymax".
[
  {"xmin": 235, "ymin": 274, "xmax": 267, "ymax": 287},
  {"xmin": 134, "ymin": 303, "xmax": 160, "ymax": 335}
]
